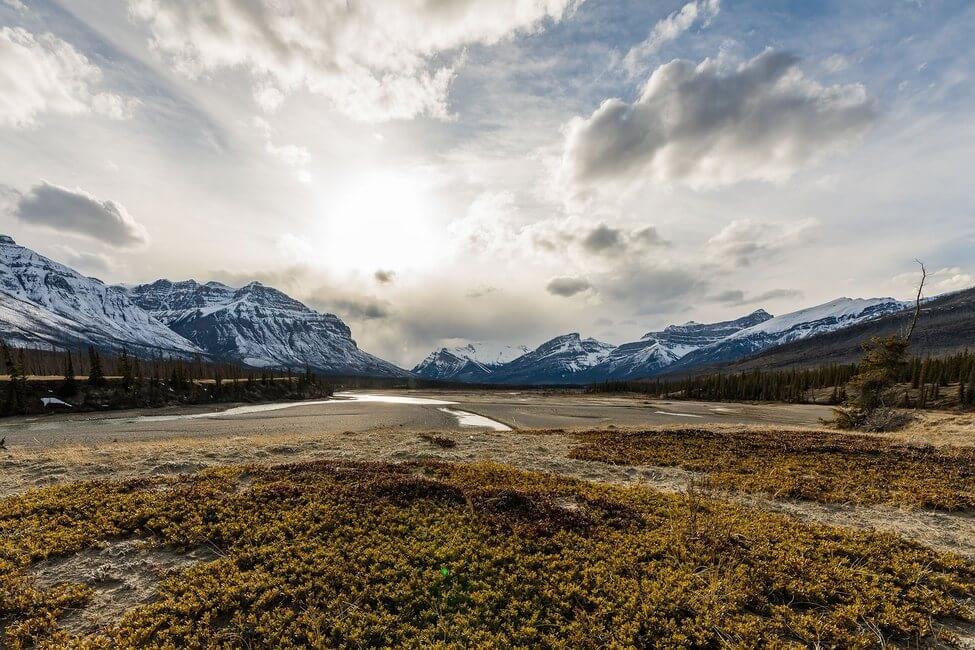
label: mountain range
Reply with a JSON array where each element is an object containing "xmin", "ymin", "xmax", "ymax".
[
  {"xmin": 1, "ymin": 235, "xmax": 967, "ymax": 384},
  {"xmin": 0, "ymin": 236, "xmax": 406, "ymax": 377},
  {"xmin": 412, "ymin": 298, "xmax": 911, "ymax": 384},
  {"xmin": 412, "ymin": 342, "xmax": 530, "ymax": 382}
]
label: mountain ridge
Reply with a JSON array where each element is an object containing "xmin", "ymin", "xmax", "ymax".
[{"xmin": 0, "ymin": 236, "xmax": 406, "ymax": 377}]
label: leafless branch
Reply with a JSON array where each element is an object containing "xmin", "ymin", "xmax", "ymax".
[{"xmin": 904, "ymin": 259, "xmax": 926, "ymax": 342}]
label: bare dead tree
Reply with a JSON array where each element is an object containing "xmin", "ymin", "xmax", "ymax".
[{"xmin": 904, "ymin": 259, "xmax": 927, "ymax": 343}]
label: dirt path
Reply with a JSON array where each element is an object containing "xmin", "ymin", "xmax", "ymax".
[{"xmin": 4, "ymin": 422, "xmax": 974, "ymax": 559}]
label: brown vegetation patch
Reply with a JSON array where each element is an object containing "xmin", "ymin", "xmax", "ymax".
[
  {"xmin": 1, "ymin": 461, "xmax": 974, "ymax": 648},
  {"xmin": 570, "ymin": 427, "xmax": 975, "ymax": 510},
  {"xmin": 418, "ymin": 433, "xmax": 458, "ymax": 449}
]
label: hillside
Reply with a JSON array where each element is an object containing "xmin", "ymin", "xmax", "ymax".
[{"xmin": 685, "ymin": 287, "xmax": 975, "ymax": 376}]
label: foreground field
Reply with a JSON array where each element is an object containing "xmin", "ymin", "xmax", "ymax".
[{"xmin": 2, "ymin": 461, "xmax": 974, "ymax": 648}]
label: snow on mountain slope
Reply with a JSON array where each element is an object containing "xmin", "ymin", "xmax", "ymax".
[
  {"xmin": 586, "ymin": 310, "xmax": 773, "ymax": 381},
  {"xmin": 488, "ymin": 333, "xmax": 615, "ymax": 385},
  {"xmin": 412, "ymin": 342, "xmax": 530, "ymax": 382},
  {"xmin": 0, "ymin": 236, "xmax": 201, "ymax": 354},
  {"xmin": 666, "ymin": 297, "xmax": 910, "ymax": 374},
  {"xmin": 127, "ymin": 279, "xmax": 408, "ymax": 377}
]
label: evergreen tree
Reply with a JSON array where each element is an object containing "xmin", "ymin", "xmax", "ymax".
[
  {"xmin": 119, "ymin": 348, "xmax": 133, "ymax": 390},
  {"xmin": 61, "ymin": 350, "xmax": 78, "ymax": 397},
  {"xmin": 2, "ymin": 343, "xmax": 24, "ymax": 415},
  {"xmin": 88, "ymin": 345, "xmax": 105, "ymax": 387}
]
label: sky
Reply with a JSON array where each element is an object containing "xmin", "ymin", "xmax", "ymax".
[{"xmin": 0, "ymin": 0, "xmax": 973, "ymax": 368}]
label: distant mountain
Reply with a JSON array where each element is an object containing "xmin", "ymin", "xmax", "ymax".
[
  {"xmin": 411, "ymin": 298, "xmax": 919, "ymax": 385},
  {"xmin": 0, "ymin": 236, "xmax": 201, "ymax": 355},
  {"xmin": 663, "ymin": 297, "xmax": 910, "ymax": 376},
  {"xmin": 412, "ymin": 342, "xmax": 530, "ymax": 382},
  {"xmin": 711, "ymin": 288, "xmax": 975, "ymax": 374},
  {"xmin": 126, "ymin": 279, "xmax": 408, "ymax": 377},
  {"xmin": 487, "ymin": 333, "xmax": 615, "ymax": 384},
  {"xmin": 584, "ymin": 310, "xmax": 773, "ymax": 381}
]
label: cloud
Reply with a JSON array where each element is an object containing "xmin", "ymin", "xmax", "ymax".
[
  {"xmin": 581, "ymin": 223, "xmax": 623, "ymax": 253},
  {"xmin": 892, "ymin": 266, "xmax": 974, "ymax": 295},
  {"xmin": 0, "ymin": 27, "xmax": 137, "ymax": 128},
  {"xmin": 706, "ymin": 218, "xmax": 818, "ymax": 268},
  {"xmin": 546, "ymin": 276, "xmax": 592, "ymax": 297},
  {"xmin": 48, "ymin": 245, "xmax": 116, "ymax": 276},
  {"xmin": 374, "ymin": 269, "xmax": 396, "ymax": 284},
  {"xmin": 562, "ymin": 50, "xmax": 876, "ymax": 194},
  {"xmin": 711, "ymin": 288, "xmax": 803, "ymax": 306},
  {"xmin": 253, "ymin": 117, "xmax": 312, "ymax": 183},
  {"xmin": 325, "ymin": 297, "xmax": 391, "ymax": 320},
  {"xmin": 526, "ymin": 219, "xmax": 670, "ymax": 259},
  {"xmin": 598, "ymin": 262, "xmax": 706, "ymax": 315},
  {"xmin": 128, "ymin": 0, "xmax": 581, "ymax": 122},
  {"xmin": 465, "ymin": 286, "xmax": 498, "ymax": 299},
  {"xmin": 13, "ymin": 181, "xmax": 149, "ymax": 247},
  {"xmin": 623, "ymin": 0, "xmax": 720, "ymax": 74}
]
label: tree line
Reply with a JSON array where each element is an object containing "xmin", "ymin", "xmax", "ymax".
[
  {"xmin": 0, "ymin": 343, "xmax": 333, "ymax": 416},
  {"xmin": 589, "ymin": 349, "xmax": 975, "ymax": 408}
]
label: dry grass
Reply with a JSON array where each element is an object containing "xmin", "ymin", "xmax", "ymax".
[
  {"xmin": 570, "ymin": 427, "xmax": 975, "ymax": 510},
  {"xmin": 893, "ymin": 411, "xmax": 975, "ymax": 447},
  {"xmin": 1, "ymin": 461, "xmax": 974, "ymax": 648}
]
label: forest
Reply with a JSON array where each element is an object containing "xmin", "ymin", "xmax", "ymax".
[{"xmin": 590, "ymin": 350, "xmax": 975, "ymax": 408}]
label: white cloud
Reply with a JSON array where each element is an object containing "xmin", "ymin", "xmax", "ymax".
[
  {"xmin": 893, "ymin": 266, "xmax": 975, "ymax": 295},
  {"xmin": 706, "ymin": 218, "xmax": 818, "ymax": 268},
  {"xmin": 253, "ymin": 117, "xmax": 312, "ymax": 182},
  {"xmin": 623, "ymin": 0, "xmax": 720, "ymax": 74},
  {"xmin": 13, "ymin": 181, "xmax": 149, "ymax": 247},
  {"xmin": 48, "ymin": 245, "xmax": 116, "ymax": 275},
  {"xmin": 0, "ymin": 27, "xmax": 137, "ymax": 128},
  {"xmin": 128, "ymin": 0, "xmax": 581, "ymax": 122},
  {"xmin": 448, "ymin": 190, "xmax": 521, "ymax": 253},
  {"xmin": 562, "ymin": 50, "xmax": 876, "ymax": 195}
]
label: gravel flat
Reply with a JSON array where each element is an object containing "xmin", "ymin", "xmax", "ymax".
[{"xmin": 0, "ymin": 389, "xmax": 835, "ymax": 450}]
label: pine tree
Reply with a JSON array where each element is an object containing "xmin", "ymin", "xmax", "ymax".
[
  {"xmin": 88, "ymin": 345, "xmax": 105, "ymax": 387},
  {"xmin": 119, "ymin": 348, "xmax": 133, "ymax": 390},
  {"xmin": 3, "ymin": 343, "xmax": 24, "ymax": 415},
  {"xmin": 61, "ymin": 350, "xmax": 78, "ymax": 397}
]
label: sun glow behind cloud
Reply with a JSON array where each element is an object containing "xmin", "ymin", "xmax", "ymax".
[{"xmin": 311, "ymin": 170, "xmax": 447, "ymax": 274}]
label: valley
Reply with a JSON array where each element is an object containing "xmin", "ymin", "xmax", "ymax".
[{"xmin": 0, "ymin": 389, "xmax": 833, "ymax": 453}]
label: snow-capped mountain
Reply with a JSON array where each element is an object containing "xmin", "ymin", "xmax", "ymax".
[
  {"xmin": 412, "ymin": 342, "xmax": 530, "ymax": 382},
  {"xmin": 126, "ymin": 279, "xmax": 407, "ymax": 377},
  {"xmin": 585, "ymin": 309, "xmax": 773, "ymax": 381},
  {"xmin": 0, "ymin": 236, "xmax": 201, "ymax": 354},
  {"xmin": 411, "ymin": 299, "xmax": 912, "ymax": 384},
  {"xmin": 665, "ymin": 297, "xmax": 910, "ymax": 374},
  {"xmin": 488, "ymin": 333, "xmax": 615, "ymax": 384}
]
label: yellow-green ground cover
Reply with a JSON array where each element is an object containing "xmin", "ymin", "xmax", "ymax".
[
  {"xmin": 1, "ymin": 461, "xmax": 974, "ymax": 648},
  {"xmin": 570, "ymin": 428, "xmax": 975, "ymax": 510}
]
